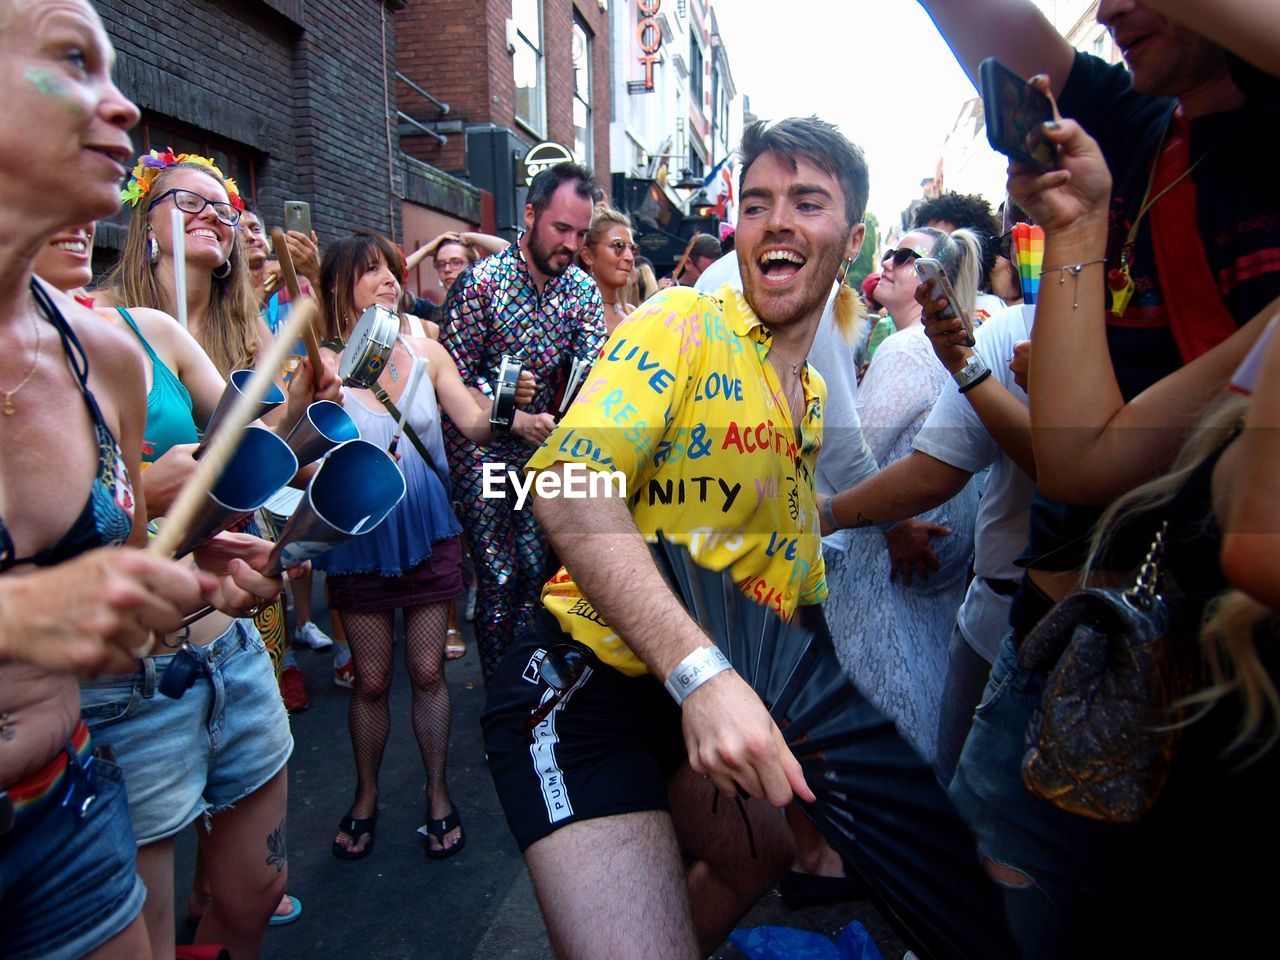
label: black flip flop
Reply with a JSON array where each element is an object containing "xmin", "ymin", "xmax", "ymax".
[
  {"xmin": 332, "ymin": 810, "xmax": 378, "ymax": 861},
  {"xmin": 422, "ymin": 808, "xmax": 466, "ymax": 860}
]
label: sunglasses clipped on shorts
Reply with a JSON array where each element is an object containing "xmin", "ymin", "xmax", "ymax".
[
  {"xmin": 881, "ymin": 247, "xmax": 923, "ymax": 268},
  {"xmin": 147, "ymin": 188, "xmax": 241, "ymax": 226},
  {"xmin": 524, "ymin": 643, "xmax": 589, "ymax": 732}
]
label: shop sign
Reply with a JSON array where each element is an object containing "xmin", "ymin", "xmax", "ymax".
[
  {"xmin": 520, "ymin": 141, "xmax": 576, "ymax": 187},
  {"xmin": 636, "ymin": 0, "xmax": 661, "ymax": 92}
]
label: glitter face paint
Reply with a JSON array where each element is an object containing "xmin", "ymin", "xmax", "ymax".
[{"xmin": 24, "ymin": 66, "xmax": 86, "ymax": 116}]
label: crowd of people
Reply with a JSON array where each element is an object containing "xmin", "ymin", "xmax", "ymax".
[{"xmin": 2, "ymin": 0, "xmax": 1278, "ymax": 958}]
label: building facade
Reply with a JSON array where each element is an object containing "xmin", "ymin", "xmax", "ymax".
[
  {"xmin": 395, "ymin": 0, "xmax": 612, "ymax": 242},
  {"xmin": 607, "ymin": 0, "xmax": 744, "ymax": 271},
  {"xmin": 95, "ymin": 0, "xmax": 484, "ymax": 302}
]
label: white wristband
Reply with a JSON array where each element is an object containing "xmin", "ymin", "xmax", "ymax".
[{"xmin": 663, "ymin": 645, "xmax": 732, "ymax": 705}]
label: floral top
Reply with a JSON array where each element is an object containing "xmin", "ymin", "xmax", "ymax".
[
  {"xmin": 527, "ymin": 284, "xmax": 829, "ymax": 676},
  {"xmin": 440, "ymin": 241, "xmax": 605, "ymax": 467}
]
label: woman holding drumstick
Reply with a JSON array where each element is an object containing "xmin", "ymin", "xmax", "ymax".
[{"xmin": 66, "ymin": 152, "xmax": 337, "ymax": 956}]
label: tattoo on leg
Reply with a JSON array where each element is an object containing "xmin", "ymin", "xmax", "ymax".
[
  {"xmin": 266, "ymin": 817, "xmax": 287, "ymax": 872},
  {"xmin": 851, "ymin": 513, "xmax": 876, "ymax": 528}
]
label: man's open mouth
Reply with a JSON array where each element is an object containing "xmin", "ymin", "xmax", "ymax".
[{"xmin": 757, "ymin": 248, "xmax": 806, "ymax": 283}]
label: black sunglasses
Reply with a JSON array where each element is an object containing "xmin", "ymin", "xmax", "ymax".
[
  {"xmin": 881, "ymin": 247, "xmax": 922, "ymax": 268},
  {"xmin": 524, "ymin": 644, "xmax": 588, "ymax": 732},
  {"xmin": 995, "ymin": 231, "xmax": 1013, "ymax": 260},
  {"xmin": 148, "ymin": 187, "xmax": 241, "ymax": 226}
]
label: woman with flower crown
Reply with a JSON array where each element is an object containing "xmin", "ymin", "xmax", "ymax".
[{"xmin": 74, "ymin": 150, "xmax": 339, "ymax": 959}]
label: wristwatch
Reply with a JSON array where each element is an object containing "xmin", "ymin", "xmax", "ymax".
[{"xmin": 952, "ymin": 354, "xmax": 991, "ymax": 393}]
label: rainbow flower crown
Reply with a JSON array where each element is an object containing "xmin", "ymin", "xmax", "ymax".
[{"xmin": 120, "ymin": 149, "xmax": 244, "ymax": 211}]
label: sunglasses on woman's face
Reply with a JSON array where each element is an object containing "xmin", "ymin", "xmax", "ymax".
[
  {"xmin": 147, "ymin": 188, "xmax": 241, "ymax": 226},
  {"xmin": 996, "ymin": 231, "xmax": 1013, "ymax": 260},
  {"xmin": 604, "ymin": 239, "xmax": 640, "ymax": 255},
  {"xmin": 881, "ymin": 247, "xmax": 922, "ymax": 268}
]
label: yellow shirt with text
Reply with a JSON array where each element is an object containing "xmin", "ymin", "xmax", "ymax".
[{"xmin": 526, "ymin": 284, "xmax": 828, "ymax": 676}]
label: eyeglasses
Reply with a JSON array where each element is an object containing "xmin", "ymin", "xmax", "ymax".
[
  {"xmin": 995, "ymin": 231, "xmax": 1013, "ymax": 260},
  {"xmin": 524, "ymin": 643, "xmax": 588, "ymax": 732},
  {"xmin": 435, "ymin": 258, "xmax": 468, "ymax": 271},
  {"xmin": 604, "ymin": 240, "xmax": 641, "ymax": 255},
  {"xmin": 147, "ymin": 188, "xmax": 241, "ymax": 226},
  {"xmin": 881, "ymin": 247, "xmax": 923, "ymax": 268}
]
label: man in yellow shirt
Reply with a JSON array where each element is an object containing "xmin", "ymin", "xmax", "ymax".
[{"xmin": 482, "ymin": 117, "xmax": 869, "ymax": 958}]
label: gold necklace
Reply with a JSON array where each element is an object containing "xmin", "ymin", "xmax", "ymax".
[
  {"xmin": 1109, "ymin": 108, "xmax": 1211, "ymax": 317},
  {"xmin": 2, "ymin": 304, "xmax": 42, "ymax": 416}
]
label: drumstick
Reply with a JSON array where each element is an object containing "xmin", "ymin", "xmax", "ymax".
[
  {"xmin": 271, "ymin": 227, "xmax": 324, "ymax": 387},
  {"xmin": 171, "ymin": 207, "xmax": 188, "ymax": 330},
  {"xmin": 149, "ymin": 299, "xmax": 319, "ymax": 561},
  {"xmin": 672, "ymin": 232, "xmax": 701, "ymax": 285}
]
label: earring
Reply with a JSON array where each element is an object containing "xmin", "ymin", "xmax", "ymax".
[
  {"xmin": 147, "ymin": 233, "xmax": 160, "ymax": 265},
  {"xmin": 212, "ymin": 260, "xmax": 232, "ymax": 280},
  {"xmin": 834, "ymin": 256, "xmax": 863, "ymax": 339}
]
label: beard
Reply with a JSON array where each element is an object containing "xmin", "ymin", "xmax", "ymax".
[
  {"xmin": 738, "ymin": 244, "xmax": 842, "ymax": 331},
  {"xmin": 527, "ymin": 218, "xmax": 574, "ymax": 278}
]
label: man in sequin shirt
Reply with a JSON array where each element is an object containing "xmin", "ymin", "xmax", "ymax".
[{"xmin": 441, "ymin": 163, "xmax": 606, "ymax": 683}]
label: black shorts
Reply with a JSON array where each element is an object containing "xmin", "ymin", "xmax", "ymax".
[{"xmin": 482, "ymin": 611, "xmax": 686, "ymax": 852}]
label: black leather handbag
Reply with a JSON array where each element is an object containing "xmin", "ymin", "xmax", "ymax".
[{"xmin": 1017, "ymin": 524, "xmax": 1194, "ymax": 822}]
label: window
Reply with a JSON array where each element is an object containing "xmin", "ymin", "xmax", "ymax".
[
  {"xmin": 689, "ymin": 34, "xmax": 703, "ymax": 112},
  {"xmin": 513, "ymin": 0, "xmax": 546, "ymax": 136},
  {"xmin": 687, "ymin": 144, "xmax": 704, "ymax": 180},
  {"xmin": 105, "ymin": 114, "xmax": 257, "ymax": 235},
  {"xmin": 137, "ymin": 113, "xmax": 258, "ymax": 202},
  {"xmin": 572, "ymin": 19, "xmax": 593, "ymax": 166}
]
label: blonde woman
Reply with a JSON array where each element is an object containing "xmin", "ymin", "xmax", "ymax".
[{"xmin": 579, "ymin": 206, "xmax": 637, "ymax": 335}]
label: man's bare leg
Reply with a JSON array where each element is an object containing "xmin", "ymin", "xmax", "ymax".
[
  {"xmin": 668, "ymin": 766, "xmax": 797, "ymax": 956},
  {"xmin": 524, "ymin": 811, "xmax": 699, "ymax": 960}
]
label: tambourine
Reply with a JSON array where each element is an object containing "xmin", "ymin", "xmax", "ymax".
[
  {"xmin": 558, "ymin": 356, "xmax": 593, "ymax": 418},
  {"xmin": 490, "ymin": 354, "xmax": 523, "ymax": 431},
  {"xmin": 339, "ymin": 304, "xmax": 400, "ymax": 388}
]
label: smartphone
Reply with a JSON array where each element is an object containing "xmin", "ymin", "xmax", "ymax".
[
  {"xmin": 283, "ymin": 200, "xmax": 312, "ymax": 236},
  {"xmin": 979, "ymin": 57, "xmax": 1058, "ymax": 174},
  {"xmin": 916, "ymin": 258, "xmax": 976, "ymax": 347}
]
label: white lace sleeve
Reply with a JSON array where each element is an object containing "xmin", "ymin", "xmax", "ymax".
[{"xmin": 855, "ymin": 327, "xmax": 948, "ymax": 467}]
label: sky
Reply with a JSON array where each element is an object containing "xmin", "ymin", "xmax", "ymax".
[{"xmin": 714, "ymin": 0, "xmax": 983, "ymax": 232}]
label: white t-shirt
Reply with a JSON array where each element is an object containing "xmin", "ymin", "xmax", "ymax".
[
  {"xmin": 972, "ymin": 292, "xmax": 1008, "ymax": 328},
  {"xmin": 912, "ymin": 303, "xmax": 1035, "ymax": 662}
]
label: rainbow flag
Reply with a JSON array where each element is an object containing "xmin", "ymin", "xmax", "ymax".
[{"xmin": 1014, "ymin": 223, "xmax": 1044, "ymax": 304}]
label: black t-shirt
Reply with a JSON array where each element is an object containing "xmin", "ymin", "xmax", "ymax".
[{"xmin": 1013, "ymin": 53, "xmax": 1280, "ymax": 636}]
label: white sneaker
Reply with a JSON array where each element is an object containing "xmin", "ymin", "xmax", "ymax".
[{"xmin": 296, "ymin": 621, "xmax": 334, "ymax": 651}]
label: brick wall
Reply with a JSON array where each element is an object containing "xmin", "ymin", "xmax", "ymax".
[
  {"xmin": 97, "ymin": 0, "xmax": 403, "ymax": 246},
  {"xmin": 396, "ymin": 0, "xmax": 610, "ymax": 183}
]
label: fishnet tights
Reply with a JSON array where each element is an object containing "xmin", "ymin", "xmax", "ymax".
[{"xmin": 342, "ymin": 602, "xmax": 453, "ymax": 822}]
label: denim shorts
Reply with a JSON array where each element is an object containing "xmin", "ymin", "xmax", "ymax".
[
  {"xmin": 79, "ymin": 619, "xmax": 293, "ymax": 844},
  {"xmin": 0, "ymin": 755, "xmax": 146, "ymax": 960}
]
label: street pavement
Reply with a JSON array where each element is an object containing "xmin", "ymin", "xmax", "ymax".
[{"xmin": 176, "ymin": 586, "xmax": 907, "ymax": 959}]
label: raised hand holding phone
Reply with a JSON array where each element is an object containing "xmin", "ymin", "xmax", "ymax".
[
  {"xmin": 916, "ymin": 257, "xmax": 976, "ymax": 349},
  {"xmin": 980, "ymin": 58, "xmax": 1060, "ymax": 174}
]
